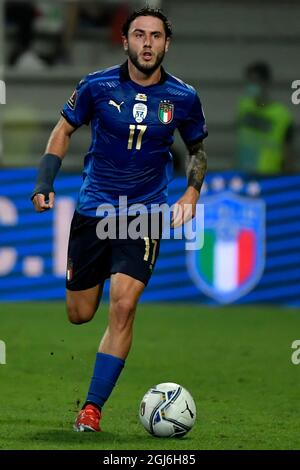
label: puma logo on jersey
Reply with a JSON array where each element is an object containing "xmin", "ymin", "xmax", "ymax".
[{"xmin": 109, "ymin": 100, "xmax": 124, "ymax": 113}]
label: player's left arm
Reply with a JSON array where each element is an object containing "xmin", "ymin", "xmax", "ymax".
[
  {"xmin": 186, "ymin": 140, "xmax": 207, "ymax": 193},
  {"xmin": 172, "ymin": 141, "xmax": 207, "ymax": 228}
]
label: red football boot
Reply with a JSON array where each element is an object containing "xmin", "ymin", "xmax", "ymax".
[{"xmin": 74, "ymin": 404, "xmax": 102, "ymax": 432}]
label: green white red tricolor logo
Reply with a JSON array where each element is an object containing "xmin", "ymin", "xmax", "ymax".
[
  {"xmin": 158, "ymin": 100, "xmax": 174, "ymax": 124},
  {"xmin": 187, "ymin": 192, "xmax": 265, "ymax": 303}
]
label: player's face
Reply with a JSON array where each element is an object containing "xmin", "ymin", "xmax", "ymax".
[{"xmin": 123, "ymin": 16, "xmax": 170, "ymax": 75}]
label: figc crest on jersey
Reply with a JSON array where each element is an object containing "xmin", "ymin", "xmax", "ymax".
[
  {"xmin": 158, "ymin": 100, "xmax": 174, "ymax": 124},
  {"xmin": 187, "ymin": 191, "xmax": 265, "ymax": 303}
]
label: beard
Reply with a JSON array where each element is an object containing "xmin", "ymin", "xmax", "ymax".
[{"xmin": 127, "ymin": 47, "xmax": 165, "ymax": 75}]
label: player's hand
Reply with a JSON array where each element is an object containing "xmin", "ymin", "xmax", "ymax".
[
  {"xmin": 32, "ymin": 192, "xmax": 55, "ymax": 212},
  {"xmin": 171, "ymin": 187, "xmax": 199, "ymax": 228}
]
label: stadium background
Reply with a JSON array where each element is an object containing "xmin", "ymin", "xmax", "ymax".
[{"xmin": 0, "ymin": 0, "xmax": 300, "ymax": 451}]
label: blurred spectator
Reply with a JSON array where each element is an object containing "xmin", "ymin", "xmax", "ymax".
[
  {"xmin": 236, "ymin": 62, "xmax": 294, "ymax": 174},
  {"xmin": 5, "ymin": 1, "xmax": 43, "ymax": 68},
  {"xmin": 56, "ymin": 1, "xmax": 130, "ymax": 64},
  {"xmin": 5, "ymin": 1, "xmax": 164, "ymax": 67},
  {"xmin": 57, "ymin": 1, "xmax": 163, "ymax": 64}
]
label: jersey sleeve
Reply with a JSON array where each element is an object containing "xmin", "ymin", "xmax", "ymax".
[
  {"xmin": 61, "ymin": 77, "xmax": 93, "ymax": 128},
  {"xmin": 178, "ymin": 92, "xmax": 208, "ymax": 145}
]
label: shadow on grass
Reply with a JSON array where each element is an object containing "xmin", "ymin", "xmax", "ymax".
[
  {"xmin": 1, "ymin": 428, "xmax": 192, "ymax": 450},
  {"xmin": 20, "ymin": 429, "xmax": 157, "ymax": 447}
]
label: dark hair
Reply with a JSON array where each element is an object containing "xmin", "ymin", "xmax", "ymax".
[
  {"xmin": 122, "ymin": 6, "xmax": 172, "ymax": 38},
  {"xmin": 246, "ymin": 62, "xmax": 272, "ymax": 83}
]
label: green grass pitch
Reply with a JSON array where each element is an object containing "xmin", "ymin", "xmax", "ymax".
[{"xmin": 0, "ymin": 302, "xmax": 299, "ymax": 450}]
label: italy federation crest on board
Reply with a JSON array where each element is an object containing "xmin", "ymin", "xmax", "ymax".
[
  {"xmin": 158, "ymin": 100, "xmax": 174, "ymax": 124},
  {"xmin": 187, "ymin": 191, "xmax": 265, "ymax": 303}
]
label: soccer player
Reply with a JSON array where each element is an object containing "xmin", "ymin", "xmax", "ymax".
[{"xmin": 31, "ymin": 7, "xmax": 208, "ymax": 432}]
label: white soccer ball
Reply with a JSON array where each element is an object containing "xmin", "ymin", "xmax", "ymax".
[{"xmin": 139, "ymin": 382, "xmax": 196, "ymax": 437}]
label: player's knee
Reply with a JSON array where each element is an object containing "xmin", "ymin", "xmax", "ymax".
[
  {"xmin": 112, "ymin": 298, "xmax": 136, "ymax": 331},
  {"xmin": 66, "ymin": 304, "xmax": 95, "ymax": 325}
]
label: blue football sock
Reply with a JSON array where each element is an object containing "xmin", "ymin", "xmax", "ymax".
[{"xmin": 85, "ymin": 352, "xmax": 125, "ymax": 409}]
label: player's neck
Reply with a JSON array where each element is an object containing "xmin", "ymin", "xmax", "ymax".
[{"xmin": 127, "ymin": 60, "xmax": 161, "ymax": 87}]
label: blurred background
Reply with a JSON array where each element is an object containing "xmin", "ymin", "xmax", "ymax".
[
  {"xmin": 0, "ymin": 0, "xmax": 300, "ymax": 304},
  {"xmin": 1, "ymin": 0, "xmax": 299, "ymax": 171}
]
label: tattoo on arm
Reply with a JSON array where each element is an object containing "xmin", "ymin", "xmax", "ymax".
[{"xmin": 185, "ymin": 141, "xmax": 207, "ymax": 193}]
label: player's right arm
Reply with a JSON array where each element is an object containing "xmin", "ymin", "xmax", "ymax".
[
  {"xmin": 32, "ymin": 117, "xmax": 76, "ymax": 212},
  {"xmin": 32, "ymin": 74, "xmax": 93, "ymax": 212}
]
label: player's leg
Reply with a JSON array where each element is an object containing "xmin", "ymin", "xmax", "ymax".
[
  {"xmin": 74, "ymin": 233, "xmax": 161, "ymax": 432},
  {"xmin": 98, "ymin": 272, "xmax": 145, "ymax": 358},
  {"xmin": 65, "ymin": 210, "xmax": 110, "ymax": 325},
  {"xmin": 66, "ymin": 283, "xmax": 103, "ymax": 324},
  {"xmin": 74, "ymin": 273, "xmax": 145, "ymax": 432}
]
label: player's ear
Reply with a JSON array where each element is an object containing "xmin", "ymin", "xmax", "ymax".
[
  {"xmin": 122, "ymin": 35, "xmax": 128, "ymax": 52},
  {"xmin": 165, "ymin": 38, "xmax": 170, "ymax": 53}
]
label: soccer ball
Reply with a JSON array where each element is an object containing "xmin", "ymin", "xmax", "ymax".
[{"xmin": 139, "ymin": 382, "xmax": 196, "ymax": 437}]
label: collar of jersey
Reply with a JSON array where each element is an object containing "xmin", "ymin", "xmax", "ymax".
[{"xmin": 119, "ymin": 60, "xmax": 168, "ymax": 86}]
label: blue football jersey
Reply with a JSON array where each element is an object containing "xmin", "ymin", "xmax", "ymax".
[{"xmin": 62, "ymin": 61, "xmax": 208, "ymax": 217}]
